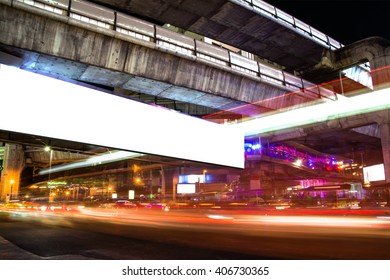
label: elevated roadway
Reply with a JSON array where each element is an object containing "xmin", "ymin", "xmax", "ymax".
[
  {"xmin": 90, "ymin": 0, "xmax": 390, "ymax": 84},
  {"xmin": 90, "ymin": 0, "xmax": 343, "ymax": 73},
  {"xmin": 0, "ymin": 0, "xmax": 339, "ymax": 116}
]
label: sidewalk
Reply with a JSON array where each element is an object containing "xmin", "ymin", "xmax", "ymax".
[
  {"xmin": 0, "ymin": 236, "xmax": 95, "ymax": 260},
  {"xmin": 0, "ymin": 236, "xmax": 41, "ymax": 259}
]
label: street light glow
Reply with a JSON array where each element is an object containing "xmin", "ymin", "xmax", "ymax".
[{"xmin": 39, "ymin": 150, "xmax": 143, "ymax": 175}]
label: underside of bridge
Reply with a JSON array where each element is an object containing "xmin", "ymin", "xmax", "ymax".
[{"xmin": 89, "ymin": 0, "xmax": 329, "ymax": 72}]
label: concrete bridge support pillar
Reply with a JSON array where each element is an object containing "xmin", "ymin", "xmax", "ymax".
[
  {"xmin": 0, "ymin": 143, "xmax": 25, "ymax": 201},
  {"xmin": 375, "ymin": 110, "xmax": 390, "ymax": 183},
  {"xmin": 379, "ymin": 117, "xmax": 390, "ymax": 183},
  {"xmin": 107, "ymin": 175, "xmax": 117, "ymax": 199},
  {"xmin": 160, "ymin": 166, "xmax": 180, "ymax": 200}
]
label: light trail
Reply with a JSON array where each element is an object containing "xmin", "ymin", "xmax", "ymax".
[{"xmin": 237, "ymin": 87, "xmax": 390, "ymax": 136}]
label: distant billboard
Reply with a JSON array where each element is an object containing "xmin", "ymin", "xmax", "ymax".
[
  {"xmin": 177, "ymin": 183, "xmax": 196, "ymax": 194},
  {"xmin": 128, "ymin": 190, "xmax": 135, "ymax": 200},
  {"xmin": 179, "ymin": 174, "xmax": 205, "ymax": 183},
  {"xmin": 363, "ymin": 164, "xmax": 386, "ymax": 183}
]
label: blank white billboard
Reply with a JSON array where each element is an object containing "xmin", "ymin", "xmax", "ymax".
[
  {"xmin": 177, "ymin": 183, "xmax": 196, "ymax": 194},
  {"xmin": 363, "ymin": 164, "xmax": 386, "ymax": 183},
  {"xmin": 0, "ymin": 64, "xmax": 244, "ymax": 168}
]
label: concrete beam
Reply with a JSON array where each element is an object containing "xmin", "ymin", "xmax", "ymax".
[
  {"xmin": 303, "ymin": 37, "xmax": 390, "ymax": 86},
  {"xmin": 334, "ymin": 37, "xmax": 390, "ymax": 71}
]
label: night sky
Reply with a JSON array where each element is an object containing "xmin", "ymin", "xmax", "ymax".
[{"xmin": 265, "ymin": 0, "xmax": 390, "ymax": 45}]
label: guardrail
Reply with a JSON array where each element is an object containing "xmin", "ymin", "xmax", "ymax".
[
  {"xmin": 236, "ymin": 0, "xmax": 344, "ymax": 50},
  {"xmin": 7, "ymin": 0, "xmax": 339, "ymax": 101}
]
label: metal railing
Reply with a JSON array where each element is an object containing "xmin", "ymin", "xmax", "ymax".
[{"xmin": 236, "ymin": 0, "xmax": 344, "ymax": 50}]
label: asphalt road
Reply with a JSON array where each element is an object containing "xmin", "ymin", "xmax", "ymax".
[
  {"xmin": 0, "ymin": 210, "xmax": 268, "ymax": 260},
  {"xmin": 1, "ymin": 208, "xmax": 390, "ymax": 260}
]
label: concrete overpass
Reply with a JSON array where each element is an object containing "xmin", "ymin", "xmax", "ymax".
[
  {"xmin": 89, "ymin": 0, "xmax": 343, "ymax": 73},
  {"xmin": 0, "ymin": 0, "xmax": 341, "ymax": 116},
  {"xmin": 0, "ymin": 0, "xmax": 390, "ymax": 200},
  {"xmin": 88, "ymin": 0, "xmax": 390, "ymax": 84}
]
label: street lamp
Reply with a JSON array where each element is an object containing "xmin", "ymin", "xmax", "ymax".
[{"xmin": 9, "ymin": 179, "xmax": 14, "ymax": 200}]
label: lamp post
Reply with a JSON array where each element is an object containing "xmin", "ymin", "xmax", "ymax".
[
  {"xmin": 9, "ymin": 179, "xmax": 14, "ymax": 200},
  {"xmin": 202, "ymin": 170, "xmax": 207, "ymax": 192},
  {"xmin": 45, "ymin": 146, "xmax": 53, "ymax": 203},
  {"xmin": 107, "ymin": 187, "xmax": 112, "ymax": 200}
]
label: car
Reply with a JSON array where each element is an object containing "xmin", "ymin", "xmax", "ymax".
[
  {"xmin": 136, "ymin": 200, "xmax": 170, "ymax": 211},
  {"xmin": 115, "ymin": 200, "xmax": 136, "ymax": 208}
]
